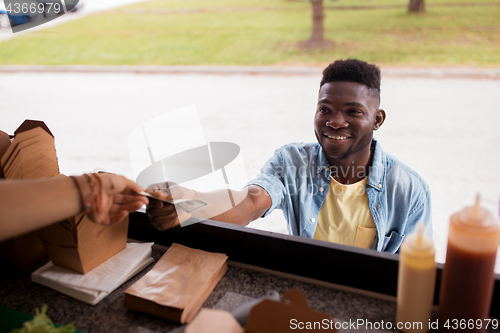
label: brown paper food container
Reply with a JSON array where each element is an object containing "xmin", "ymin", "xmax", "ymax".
[
  {"xmin": 0, "ymin": 130, "xmax": 11, "ymax": 178},
  {"xmin": 0, "ymin": 121, "xmax": 58, "ymax": 272},
  {"xmin": 0, "ymin": 120, "xmax": 128, "ymax": 274},
  {"xmin": 14, "ymin": 120, "xmax": 54, "ymax": 138},
  {"xmin": 245, "ymin": 288, "xmax": 335, "ymax": 333},
  {"xmin": 124, "ymin": 243, "xmax": 228, "ymax": 324},
  {"xmin": 1, "ymin": 127, "xmax": 59, "ymax": 179},
  {"xmin": 38, "ymin": 214, "xmax": 129, "ymax": 274},
  {"xmin": 0, "ymin": 230, "xmax": 47, "ymax": 272}
]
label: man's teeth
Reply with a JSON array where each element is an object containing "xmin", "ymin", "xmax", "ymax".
[{"xmin": 327, "ymin": 135, "xmax": 348, "ymax": 140}]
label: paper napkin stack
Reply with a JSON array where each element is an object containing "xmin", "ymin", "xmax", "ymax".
[
  {"xmin": 32, "ymin": 242, "xmax": 154, "ymax": 305},
  {"xmin": 124, "ymin": 243, "xmax": 228, "ymax": 324}
]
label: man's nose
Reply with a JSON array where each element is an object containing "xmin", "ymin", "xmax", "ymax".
[{"xmin": 326, "ymin": 112, "xmax": 348, "ymax": 129}]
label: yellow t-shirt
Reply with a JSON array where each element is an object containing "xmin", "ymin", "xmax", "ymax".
[{"xmin": 313, "ymin": 176, "xmax": 377, "ymax": 249}]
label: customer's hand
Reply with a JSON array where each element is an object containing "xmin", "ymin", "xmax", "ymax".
[{"xmin": 145, "ymin": 182, "xmax": 194, "ymax": 230}]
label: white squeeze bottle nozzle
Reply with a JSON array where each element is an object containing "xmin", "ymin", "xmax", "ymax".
[
  {"xmin": 396, "ymin": 222, "xmax": 436, "ymax": 333},
  {"xmin": 416, "ymin": 222, "xmax": 424, "ymax": 246}
]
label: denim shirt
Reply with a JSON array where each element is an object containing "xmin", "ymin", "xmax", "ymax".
[{"xmin": 247, "ymin": 139, "xmax": 432, "ymax": 253}]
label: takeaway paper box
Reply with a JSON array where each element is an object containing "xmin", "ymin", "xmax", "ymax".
[
  {"xmin": 0, "ymin": 120, "xmax": 59, "ymax": 180},
  {"xmin": 0, "ymin": 120, "xmax": 128, "ymax": 274},
  {"xmin": 38, "ymin": 214, "xmax": 129, "ymax": 274},
  {"xmin": 0, "ymin": 122, "xmax": 56, "ymax": 272},
  {"xmin": 0, "ymin": 230, "xmax": 47, "ymax": 273},
  {"xmin": 0, "ymin": 130, "xmax": 10, "ymax": 178}
]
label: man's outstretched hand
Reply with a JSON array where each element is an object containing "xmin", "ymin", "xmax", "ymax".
[{"xmin": 145, "ymin": 182, "xmax": 195, "ymax": 231}]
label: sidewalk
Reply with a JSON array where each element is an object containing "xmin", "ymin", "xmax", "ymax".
[{"xmin": 0, "ymin": 65, "xmax": 499, "ymax": 79}]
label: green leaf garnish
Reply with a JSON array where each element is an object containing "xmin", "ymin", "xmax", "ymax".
[{"xmin": 10, "ymin": 305, "xmax": 75, "ymax": 333}]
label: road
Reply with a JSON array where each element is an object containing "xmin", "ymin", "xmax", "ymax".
[{"xmin": 0, "ymin": 69, "xmax": 499, "ymax": 265}]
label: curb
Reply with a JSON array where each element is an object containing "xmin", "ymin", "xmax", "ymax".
[
  {"xmin": 0, "ymin": 65, "xmax": 499, "ymax": 79},
  {"xmin": 0, "ymin": 65, "xmax": 323, "ymax": 76},
  {"xmin": 381, "ymin": 67, "xmax": 500, "ymax": 79}
]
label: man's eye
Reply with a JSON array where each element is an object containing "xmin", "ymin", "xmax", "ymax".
[
  {"xmin": 347, "ymin": 109, "xmax": 362, "ymax": 114},
  {"xmin": 318, "ymin": 108, "xmax": 328, "ymax": 113}
]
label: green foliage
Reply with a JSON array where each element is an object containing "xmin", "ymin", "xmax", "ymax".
[
  {"xmin": 0, "ymin": 0, "xmax": 499, "ymax": 66},
  {"xmin": 10, "ymin": 305, "xmax": 75, "ymax": 333}
]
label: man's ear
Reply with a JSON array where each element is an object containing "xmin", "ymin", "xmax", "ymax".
[{"xmin": 373, "ymin": 109, "xmax": 386, "ymax": 131}]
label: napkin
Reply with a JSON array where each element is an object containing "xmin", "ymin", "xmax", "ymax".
[{"xmin": 31, "ymin": 242, "xmax": 154, "ymax": 305}]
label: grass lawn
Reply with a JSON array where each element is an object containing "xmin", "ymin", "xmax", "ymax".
[{"xmin": 0, "ymin": 0, "xmax": 499, "ymax": 66}]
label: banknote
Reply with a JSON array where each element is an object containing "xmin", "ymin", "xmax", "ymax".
[{"xmin": 138, "ymin": 191, "xmax": 209, "ymax": 213}]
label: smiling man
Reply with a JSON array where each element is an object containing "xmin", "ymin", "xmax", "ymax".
[{"xmin": 146, "ymin": 59, "xmax": 432, "ymax": 253}]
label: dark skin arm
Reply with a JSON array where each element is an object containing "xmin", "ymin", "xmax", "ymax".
[{"xmin": 146, "ymin": 183, "xmax": 272, "ymax": 230}]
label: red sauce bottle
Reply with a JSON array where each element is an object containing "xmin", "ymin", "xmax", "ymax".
[{"xmin": 439, "ymin": 196, "xmax": 500, "ymax": 333}]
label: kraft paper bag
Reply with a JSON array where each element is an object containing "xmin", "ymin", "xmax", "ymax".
[{"xmin": 124, "ymin": 243, "xmax": 228, "ymax": 324}]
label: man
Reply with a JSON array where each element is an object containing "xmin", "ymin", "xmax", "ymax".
[{"xmin": 146, "ymin": 59, "xmax": 432, "ymax": 253}]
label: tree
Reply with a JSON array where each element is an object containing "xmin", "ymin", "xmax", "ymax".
[
  {"xmin": 408, "ymin": 0, "xmax": 425, "ymax": 13},
  {"xmin": 299, "ymin": 0, "xmax": 334, "ymax": 49}
]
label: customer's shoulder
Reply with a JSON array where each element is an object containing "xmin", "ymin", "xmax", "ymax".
[{"xmin": 384, "ymin": 151, "xmax": 429, "ymax": 191}]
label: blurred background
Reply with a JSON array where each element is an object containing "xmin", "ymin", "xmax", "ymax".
[{"xmin": 0, "ymin": 0, "xmax": 499, "ymax": 265}]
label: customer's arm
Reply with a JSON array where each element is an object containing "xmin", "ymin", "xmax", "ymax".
[
  {"xmin": 0, "ymin": 174, "xmax": 148, "ymax": 242},
  {"xmin": 146, "ymin": 183, "xmax": 272, "ymax": 230}
]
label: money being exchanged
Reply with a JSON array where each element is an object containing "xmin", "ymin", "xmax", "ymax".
[{"xmin": 138, "ymin": 191, "xmax": 209, "ymax": 214}]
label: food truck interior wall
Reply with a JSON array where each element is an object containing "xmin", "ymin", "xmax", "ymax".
[{"xmin": 128, "ymin": 212, "xmax": 500, "ymax": 318}]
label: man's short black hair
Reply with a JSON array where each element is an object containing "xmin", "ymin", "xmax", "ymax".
[{"xmin": 320, "ymin": 59, "xmax": 381, "ymax": 105}]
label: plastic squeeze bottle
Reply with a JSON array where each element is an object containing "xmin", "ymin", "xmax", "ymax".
[
  {"xmin": 438, "ymin": 195, "xmax": 500, "ymax": 333},
  {"xmin": 396, "ymin": 223, "xmax": 436, "ymax": 333}
]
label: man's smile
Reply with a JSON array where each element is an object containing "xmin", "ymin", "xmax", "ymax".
[{"xmin": 323, "ymin": 133, "xmax": 352, "ymax": 141}]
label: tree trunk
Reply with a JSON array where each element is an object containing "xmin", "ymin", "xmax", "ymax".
[
  {"xmin": 310, "ymin": 0, "xmax": 324, "ymax": 42},
  {"xmin": 299, "ymin": 0, "xmax": 333, "ymax": 49},
  {"xmin": 408, "ymin": 0, "xmax": 425, "ymax": 13}
]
